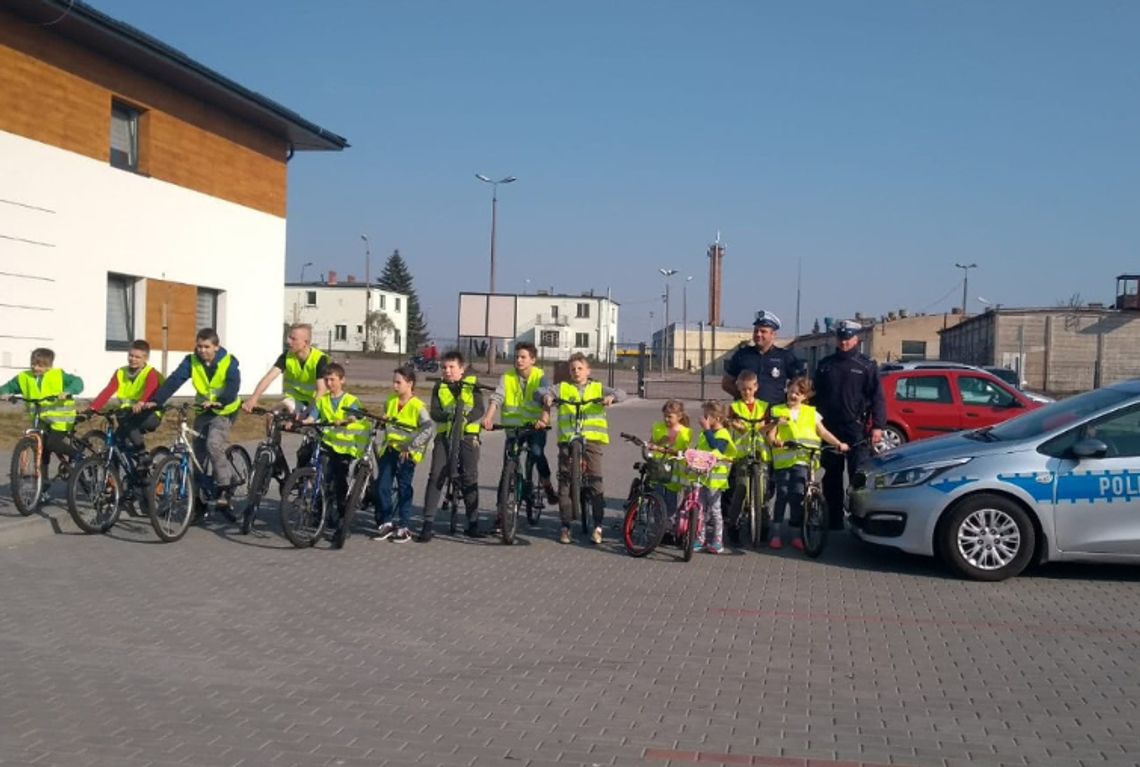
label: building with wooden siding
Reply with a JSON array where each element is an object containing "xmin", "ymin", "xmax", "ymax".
[{"xmin": 0, "ymin": 0, "xmax": 347, "ymax": 392}]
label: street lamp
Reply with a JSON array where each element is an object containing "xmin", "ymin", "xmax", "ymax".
[
  {"xmin": 361, "ymin": 234, "xmax": 371, "ymax": 352},
  {"xmin": 659, "ymin": 268, "xmax": 677, "ymax": 374},
  {"xmin": 955, "ymin": 262, "xmax": 978, "ymax": 316},
  {"xmin": 299, "ymin": 261, "xmax": 313, "ymax": 283},
  {"xmin": 682, "ymin": 275, "xmax": 694, "ymax": 372},
  {"xmin": 476, "ymin": 173, "xmax": 517, "ymax": 371}
]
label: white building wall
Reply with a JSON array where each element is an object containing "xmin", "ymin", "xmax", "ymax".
[
  {"xmin": 513, "ymin": 295, "xmax": 620, "ymax": 361},
  {"xmin": 0, "ymin": 130, "xmax": 285, "ymax": 397},
  {"xmin": 284, "ymin": 286, "xmax": 408, "ymax": 355}
]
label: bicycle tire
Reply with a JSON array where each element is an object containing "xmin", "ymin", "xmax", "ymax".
[
  {"xmin": 147, "ymin": 454, "xmax": 196, "ymax": 542},
  {"xmin": 682, "ymin": 499, "xmax": 698, "ymax": 562},
  {"xmin": 570, "ymin": 440, "xmax": 586, "ymax": 535},
  {"xmin": 67, "ymin": 455, "xmax": 123, "ymax": 533},
  {"xmin": 802, "ymin": 490, "xmax": 829, "ymax": 558},
  {"xmin": 447, "ymin": 479, "xmax": 459, "ymax": 534},
  {"xmin": 498, "ymin": 457, "xmax": 520, "ymax": 545},
  {"xmin": 10, "ymin": 435, "xmax": 43, "ymax": 516},
  {"xmin": 623, "ymin": 490, "xmax": 665, "ymax": 557},
  {"xmin": 241, "ymin": 450, "xmax": 274, "ymax": 534},
  {"xmin": 447, "ymin": 412, "xmax": 464, "ymax": 535},
  {"xmin": 333, "ymin": 464, "xmax": 370, "ymax": 550},
  {"xmin": 217, "ymin": 445, "xmax": 252, "ymax": 524},
  {"xmin": 280, "ymin": 467, "xmax": 327, "ymax": 548},
  {"xmin": 750, "ymin": 462, "xmax": 766, "ymax": 549},
  {"xmin": 524, "ymin": 454, "xmax": 541, "ymax": 526},
  {"xmin": 77, "ymin": 429, "xmax": 107, "ymax": 455}
]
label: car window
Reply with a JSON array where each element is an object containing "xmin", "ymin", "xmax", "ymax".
[
  {"xmin": 957, "ymin": 376, "xmax": 1016, "ymax": 408},
  {"xmin": 986, "ymin": 385, "xmax": 1136, "ymax": 442},
  {"xmin": 986, "ymin": 368, "xmax": 1021, "ymax": 388},
  {"xmin": 894, "ymin": 375, "xmax": 952, "ymax": 404},
  {"xmin": 1040, "ymin": 404, "xmax": 1140, "ymax": 458}
]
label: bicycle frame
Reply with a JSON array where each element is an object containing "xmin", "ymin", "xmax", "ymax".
[{"xmin": 550, "ymin": 396, "xmax": 606, "ymax": 533}]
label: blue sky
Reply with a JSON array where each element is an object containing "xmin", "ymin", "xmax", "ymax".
[{"xmin": 96, "ymin": 0, "xmax": 1140, "ymax": 342}]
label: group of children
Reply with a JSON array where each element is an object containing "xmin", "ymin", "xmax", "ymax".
[{"xmin": 647, "ymin": 370, "xmax": 849, "ymax": 554}]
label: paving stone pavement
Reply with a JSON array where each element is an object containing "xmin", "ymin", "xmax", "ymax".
[{"xmin": 3, "ymin": 400, "xmax": 1140, "ymax": 767}]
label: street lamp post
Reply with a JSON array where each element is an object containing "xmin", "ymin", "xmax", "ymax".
[
  {"xmin": 659, "ymin": 268, "xmax": 677, "ymax": 374},
  {"xmin": 955, "ymin": 262, "xmax": 978, "ymax": 316},
  {"xmin": 682, "ymin": 275, "xmax": 693, "ymax": 372},
  {"xmin": 476, "ymin": 173, "xmax": 517, "ymax": 372},
  {"xmin": 299, "ymin": 261, "xmax": 314, "ymax": 283},
  {"xmin": 361, "ymin": 235, "xmax": 371, "ymax": 352}
]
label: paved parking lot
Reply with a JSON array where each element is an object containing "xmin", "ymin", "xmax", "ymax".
[{"xmin": 3, "ymin": 400, "xmax": 1140, "ymax": 767}]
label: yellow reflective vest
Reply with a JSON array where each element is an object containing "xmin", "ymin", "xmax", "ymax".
[
  {"xmin": 500, "ymin": 367, "xmax": 545, "ymax": 427},
  {"xmin": 557, "ymin": 380, "xmax": 608, "ymax": 444},
  {"xmin": 17, "ymin": 369, "xmax": 76, "ymax": 432},
  {"xmin": 283, "ymin": 348, "xmax": 326, "ymax": 406},
  {"xmin": 436, "ymin": 375, "xmax": 480, "ymax": 435},
  {"xmin": 190, "ymin": 354, "xmax": 241, "ymax": 416},
  {"xmin": 383, "ymin": 394, "xmax": 426, "ymax": 463},
  {"xmin": 650, "ymin": 421, "xmax": 691, "ymax": 491},
  {"xmin": 114, "ymin": 365, "xmax": 164, "ymax": 411},
  {"xmin": 315, "ymin": 392, "xmax": 370, "ymax": 459},
  {"xmin": 770, "ymin": 403, "xmax": 821, "ymax": 470},
  {"xmin": 730, "ymin": 398, "xmax": 770, "ymax": 462},
  {"xmin": 694, "ymin": 427, "xmax": 736, "ymax": 491}
]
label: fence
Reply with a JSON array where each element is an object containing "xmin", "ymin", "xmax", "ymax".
[{"xmin": 617, "ymin": 323, "xmax": 751, "ymax": 401}]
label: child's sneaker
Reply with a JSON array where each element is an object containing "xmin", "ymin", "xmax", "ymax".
[
  {"xmin": 768, "ymin": 536, "xmax": 783, "ymax": 550},
  {"xmin": 391, "ymin": 527, "xmax": 412, "ymax": 543},
  {"xmin": 373, "ymin": 522, "xmax": 394, "ymax": 541},
  {"xmin": 707, "ymin": 541, "xmax": 724, "ymax": 554},
  {"xmin": 591, "ymin": 526, "xmax": 603, "ymax": 545},
  {"xmin": 691, "ymin": 538, "xmax": 704, "ymax": 553},
  {"xmin": 559, "ymin": 527, "xmax": 572, "ymax": 544},
  {"xmin": 791, "ymin": 537, "xmax": 805, "ymax": 551}
]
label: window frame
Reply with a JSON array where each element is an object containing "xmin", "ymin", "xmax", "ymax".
[
  {"xmin": 110, "ymin": 101, "xmax": 140, "ymax": 172},
  {"xmin": 574, "ymin": 332, "xmax": 590, "ymax": 349},
  {"xmin": 893, "ymin": 374, "xmax": 953, "ymax": 404},
  {"xmin": 105, "ymin": 272, "xmax": 136, "ymax": 351},
  {"xmin": 196, "ymin": 287, "xmax": 219, "ymax": 330},
  {"xmin": 577, "ymin": 302, "xmax": 590, "ymax": 319},
  {"xmin": 334, "ymin": 324, "xmax": 348, "ymax": 342},
  {"xmin": 539, "ymin": 330, "xmax": 559, "ymax": 348},
  {"xmin": 305, "ymin": 290, "xmax": 318, "ymax": 307},
  {"xmin": 957, "ymin": 375, "xmax": 1016, "ymax": 408}
]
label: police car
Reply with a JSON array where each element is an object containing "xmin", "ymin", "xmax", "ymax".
[{"xmin": 848, "ymin": 379, "xmax": 1140, "ymax": 581}]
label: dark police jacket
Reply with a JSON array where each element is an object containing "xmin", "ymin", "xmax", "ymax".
[
  {"xmin": 725, "ymin": 342, "xmax": 805, "ymax": 405},
  {"xmin": 812, "ymin": 348, "xmax": 886, "ymax": 441}
]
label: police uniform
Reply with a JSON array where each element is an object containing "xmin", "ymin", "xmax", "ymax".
[
  {"xmin": 812, "ymin": 320, "xmax": 886, "ymax": 529},
  {"xmin": 723, "ymin": 311, "xmax": 805, "ymax": 405}
]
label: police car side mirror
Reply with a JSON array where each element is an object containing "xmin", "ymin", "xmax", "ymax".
[{"xmin": 1071, "ymin": 438, "xmax": 1109, "ymax": 459}]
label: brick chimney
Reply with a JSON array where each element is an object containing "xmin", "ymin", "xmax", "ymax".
[
  {"xmin": 346, "ymin": 275, "xmax": 357, "ymax": 283},
  {"xmin": 327, "ymin": 270, "xmax": 337, "ymax": 286},
  {"xmin": 707, "ymin": 240, "xmax": 725, "ymax": 327}
]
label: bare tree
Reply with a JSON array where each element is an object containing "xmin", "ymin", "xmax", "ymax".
[{"xmin": 367, "ymin": 311, "xmax": 396, "ymax": 353}]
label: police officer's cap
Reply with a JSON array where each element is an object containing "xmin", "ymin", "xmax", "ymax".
[
  {"xmin": 753, "ymin": 310, "xmax": 781, "ymax": 330},
  {"xmin": 835, "ymin": 319, "xmax": 862, "ymax": 340}
]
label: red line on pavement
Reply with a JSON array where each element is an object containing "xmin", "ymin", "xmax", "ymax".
[
  {"xmin": 707, "ymin": 607, "xmax": 1138, "ymax": 637},
  {"xmin": 644, "ymin": 748, "xmax": 896, "ymax": 767}
]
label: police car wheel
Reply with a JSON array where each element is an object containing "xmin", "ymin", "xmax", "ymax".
[{"xmin": 939, "ymin": 494, "xmax": 1035, "ymax": 582}]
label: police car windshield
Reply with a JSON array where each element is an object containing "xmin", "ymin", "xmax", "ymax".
[{"xmin": 982, "ymin": 386, "xmax": 1137, "ymax": 442}]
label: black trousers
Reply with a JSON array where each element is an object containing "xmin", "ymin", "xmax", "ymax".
[
  {"xmin": 114, "ymin": 412, "xmax": 161, "ymax": 451},
  {"xmin": 821, "ymin": 441, "xmax": 871, "ymax": 530},
  {"xmin": 42, "ymin": 430, "xmax": 78, "ymax": 472},
  {"xmin": 422, "ymin": 434, "xmax": 480, "ymax": 525}
]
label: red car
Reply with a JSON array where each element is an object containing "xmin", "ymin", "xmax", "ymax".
[{"xmin": 880, "ymin": 368, "xmax": 1043, "ymax": 448}]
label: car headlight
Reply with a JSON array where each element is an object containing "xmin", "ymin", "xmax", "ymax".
[{"xmin": 872, "ymin": 457, "xmax": 972, "ymax": 489}]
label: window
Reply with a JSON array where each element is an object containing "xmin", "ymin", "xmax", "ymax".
[
  {"xmin": 395, "ymin": 297, "xmax": 402, "ymax": 312},
  {"xmin": 106, "ymin": 273, "xmax": 135, "ymax": 350},
  {"xmin": 551, "ymin": 305, "xmax": 559, "ymax": 319},
  {"xmin": 577, "ymin": 302, "xmax": 590, "ymax": 319},
  {"xmin": 379, "ymin": 294, "xmax": 386, "ymax": 310},
  {"xmin": 335, "ymin": 325, "xmax": 347, "ymax": 341},
  {"xmin": 356, "ymin": 325, "xmax": 363, "ymax": 333},
  {"xmin": 575, "ymin": 332, "xmax": 590, "ymax": 348},
  {"xmin": 540, "ymin": 330, "xmax": 559, "ymax": 348},
  {"xmin": 894, "ymin": 375, "xmax": 952, "ymax": 404},
  {"xmin": 110, "ymin": 102, "xmax": 139, "ymax": 171},
  {"xmin": 957, "ymin": 376, "xmax": 1015, "ymax": 408},
  {"xmin": 900, "ymin": 340, "xmax": 927, "ymax": 360},
  {"xmin": 305, "ymin": 291, "xmax": 317, "ymax": 306},
  {"xmin": 196, "ymin": 288, "xmax": 219, "ymax": 330},
  {"xmin": 1041, "ymin": 404, "xmax": 1140, "ymax": 459}
]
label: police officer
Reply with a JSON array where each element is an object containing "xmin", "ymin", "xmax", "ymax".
[
  {"xmin": 812, "ymin": 319, "xmax": 886, "ymax": 530},
  {"xmin": 721, "ymin": 310, "xmax": 804, "ymax": 405}
]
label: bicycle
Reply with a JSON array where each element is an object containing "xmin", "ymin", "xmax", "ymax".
[
  {"xmin": 8, "ymin": 395, "xmax": 103, "ymax": 515},
  {"xmin": 548, "ymin": 395, "xmax": 607, "ymax": 536},
  {"xmin": 776, "ymin": 440, "xmax": 859, "ymax": 558},
  {"xmin": 675, "ymin": 448, "xmax": 720, "ymax": 562},
  {"xmin": 727, "ymin": 412, "xmax": 770, "ymax": 549},
  {"xmin": 240, "ymin": 406, "xmax": 298, "ymax": 535},
  {"xmin": 146, "ymin": 403, "xmax": 251, "ymax": 543},
  {"xmin": 618, "ymin": 433, "xmax": 670, "ymax": 557},
  {"xmin": 426, "ymin": 376, "xmax": 492, "ymax": 536},
  {"xmin": 492, "ymin": 423, "xmax": 547, "ymax": 545},
  {"xmin": 65, "ymin": 409, "xmax": 166, "ymax": 534},
  {"xmin": 332, "ymin": 411, "xmax": 387, "ymax": 549}
]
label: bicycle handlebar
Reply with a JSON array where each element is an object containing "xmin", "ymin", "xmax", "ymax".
[
  {"xmin": 426, "ymin": 376, "xmax": 496, "ymax": 392},
  {"xmin": 549, "ymin": 397, "xmax": 606, "ymax": 406},
  {"xmin": 491, "ymin": 423, "xmax": 547, "ymax": 432}
]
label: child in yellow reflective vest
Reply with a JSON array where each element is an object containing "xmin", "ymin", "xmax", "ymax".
[
  {"xmin": 693, "ymin": 401, "xmax": 735, "ymax": 554},
  {"xmin": 766, "ymin": 377, "xmax": 848, "ymax": 551},
  {"xmin": 725, "ymin": 369, "xmax": 770, "ymax": 544},
  {"xmin": 0, "ymin": 347, "xmax": 84, "ymax": 482},
  {"xmin": 649, "ymin": 399, "xmax": 691, "ymax": 522},
  {"xmin": 303, "ymin": 362, "xmax": 369, "ymax": 535},
  {"xmin": 373, "ymin": 365, "xmax": 434, "ymax": 543}
]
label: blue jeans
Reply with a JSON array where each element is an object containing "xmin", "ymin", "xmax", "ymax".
[
  {"xmin": 774, "ymin": 465, "xmax": 809, "ymax": 530},
  {"xmin": 375, "ymin": 447, "xmax": 415, "ymax": 529}
]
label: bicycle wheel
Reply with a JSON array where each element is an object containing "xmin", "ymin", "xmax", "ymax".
[
  {"xmin": 802, "ymin": 491, "xmax": 829, "ymax": 558},
  {"xmin": 570, "ymin": 441, "xmax": 586, "ymax": 534},
  {"xmin": 623, "ymin": 489, "xmax": 665, "ymax": 557},
  {"xmin": 10, "ymin": 435, "xmax": 43, "ymax": 515},
  {"xmin": 77, "ymin": 429, "xmax": 107, "ymax": 455},
  {"xmin": 280, "ymin": 467, "xmax": 328, "ymax": 548},
  {"xmin": 447, "ymin": 479, "xmax": 459, "ymax": 534},
  {"xmin": 681, "ymin": 500, "xmax": 698, "ymax": 562},
  {"xmin": 333, "ymin": 464, "xmax": 370, "ymax": 550},
  {"xmin": 218, "ymin": 445, "xmax": 252, "ymax": 524},
  {"xmin": 524, "ymin": 457, "xmax": 541, "ymax": 526},
  {"xmin": 496, "ymin": 457, "xmax": 520, "ymax": 545},
  {"xmin": 750, "ymin": 463, "xmax": 767, "ymax": 549},
  {"xmin": 241, "ymin": 449, "xmax": 274, "ymax": 535},
  {"xmin": 148, "ymin": 454, "xmax": 196, "ymax": 542},
  {"xmin": 66, "ymin": 456, "xmax": 122, "ymax": 533}
]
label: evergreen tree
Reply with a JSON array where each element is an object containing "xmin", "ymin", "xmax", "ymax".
[{"xmin": 377, "ymin": 249, "xmax": 429, "ymax": 349}]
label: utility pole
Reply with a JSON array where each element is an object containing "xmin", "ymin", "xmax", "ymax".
[
  {"xmin": 361, "ymin": 234, "xmax": 371, "ymax": 352},
  {"xmin": 955, "ymin": 262, "xmax": 978, "ymax": 316},
  {"xmin": 658, "ymin": 268, "xmax": 677, "ymax": 374}
]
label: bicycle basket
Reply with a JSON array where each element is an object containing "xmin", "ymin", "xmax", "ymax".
[
  {"xmin": 644, "ymin": 457, "xmax": 670, "ymax": 485},
  {"xmin": 683, "ymin": 449, "xmax": 719, "ymax": 473}
]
